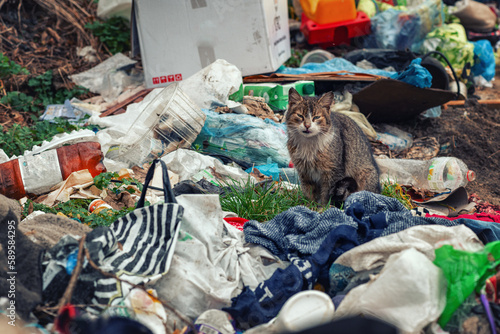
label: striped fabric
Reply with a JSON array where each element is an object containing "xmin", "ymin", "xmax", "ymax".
[{"xmin": 88, "ymin": 202, "xmax": 184, "ymax": 309}]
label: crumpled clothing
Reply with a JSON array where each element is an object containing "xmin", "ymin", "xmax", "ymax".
[
  {"xmin": 244, "ymin": 191, "xmax": 458, "ymax": 261},
  {"xmin": 230, "ymin": 191, "xmax": 462, "ymax": 328}
]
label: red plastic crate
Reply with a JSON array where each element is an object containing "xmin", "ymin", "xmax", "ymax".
[{"xmin": 300, "ymin": 11, "xmax": 371, "ymax": 47}]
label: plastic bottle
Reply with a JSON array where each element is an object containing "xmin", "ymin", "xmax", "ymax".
[
  {"xmin": 376, "ymin": 157, "xmax": 476, "ymax": 193},
  {"xmin": 0, "ymin": 142, "xmax": 106, "ymax": 200}
]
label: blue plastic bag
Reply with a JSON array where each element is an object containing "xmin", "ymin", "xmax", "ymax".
[{"xmin": 471, "ymin": 40, "xmax": 496, "ymax": 82}]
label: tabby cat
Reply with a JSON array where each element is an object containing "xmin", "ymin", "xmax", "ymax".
[{"xmin": 285, "ymin": 88, "xmax": 380, "ymax": 204}]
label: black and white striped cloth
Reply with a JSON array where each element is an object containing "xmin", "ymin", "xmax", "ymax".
[{"xmin": 86, "ymin": 202, "xmax": 184, "ymax": 309}]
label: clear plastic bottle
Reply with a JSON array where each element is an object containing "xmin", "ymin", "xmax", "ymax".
[
  {"xmin": 0, "ymin": 142, "xmax": 106, "ymax": 200},
  {"xmin": 376, "ymin": 157, "xmax": 476, "ymax": 193}
]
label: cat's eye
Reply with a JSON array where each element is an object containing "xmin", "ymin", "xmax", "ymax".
[
  {"xmin": 297, "ymin": 114, "xmax": 304, "ymax": 120},
  {"xmin": 313, "ymin": 116, "xmax": 321, "ymax": 121}
]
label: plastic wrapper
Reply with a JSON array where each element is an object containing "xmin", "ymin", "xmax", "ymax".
[
  {"xmin": 193, "ymin": 109, "xmax": 290, "ymax": 168},
  {"xmin": 471, "ymin": 40, "xmax": 496, "ymax": 82},
  {"xmin": 364, "ymin": 0, "xmax": 443, "ymax": 52},
  {"xmin": 433, "ymin": 240, "xmax": 500, "ymax": 327},
  {"xmin": 421, "ymin": 23, "xmax": 475, "ymax": 75}
]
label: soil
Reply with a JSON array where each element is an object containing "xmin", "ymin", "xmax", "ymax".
[
  {"xmin": 396, "ymin": 96, "xmax": 500, "ymax": 206},
  {"xmin": 1, "ymin": 0, "xmax": 500, "ymax": 208}
]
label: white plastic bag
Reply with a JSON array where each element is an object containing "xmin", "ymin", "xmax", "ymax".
[
  {"xmin": 179, "ymin": 59, "xmax": 242, "ymax": 110},
  {"xmin": 153, "ymin": 194, "xmax": 287, "ymax": 324},
  {"xmin": 160, "ymin": 148, "xmax": 253, "ymax": 184},
  {"xmin": 333, "ymin": 248, "xmax": 447, "ymax": 334},
  {"xmin": 334, "ymin": 224, "xmax": 483, "ymax": 272}
]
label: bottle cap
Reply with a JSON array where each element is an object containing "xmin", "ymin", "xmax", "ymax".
[
  {"xmin": 302, "ymin": 83, "xmax": 315, "ymax": 95},
  {"xmin": 467, "ymin": 170, "xmax": 476, "ymax": 182}
]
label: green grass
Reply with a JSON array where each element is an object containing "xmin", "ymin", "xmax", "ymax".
[
  {"xmin": 219, "ymin": 178, "xmax": 331, "ymax": 222},
  {"xmin": 219, "ymin": 177, "xmax": 414, "ymax": 222}
]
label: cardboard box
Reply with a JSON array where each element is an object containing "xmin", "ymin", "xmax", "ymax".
[{"xmin": 132, "ymin": 0, "xmax": 291, "ymax": 89}]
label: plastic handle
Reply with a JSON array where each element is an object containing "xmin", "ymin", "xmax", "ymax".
[{"xmin": 136, "ymin": 159, "xmax": 177, "ymax": 208}]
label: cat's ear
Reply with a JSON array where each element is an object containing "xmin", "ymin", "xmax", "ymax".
[
  {"xmin": 288, "ymin": 87, "xmax": 303, "ymax": 105},
  {"xmin": 318, "ymin": 91, "xmax": 334, "ymax": 110}
]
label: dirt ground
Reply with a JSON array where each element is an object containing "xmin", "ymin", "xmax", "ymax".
[{"xmin": 394, "ymin": 78, "xmax": 500, "ymax": 206}]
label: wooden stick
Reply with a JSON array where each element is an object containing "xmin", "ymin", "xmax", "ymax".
[{"xmin": 56, "ymin": 235, "xmax": 86, "ymax": 309}]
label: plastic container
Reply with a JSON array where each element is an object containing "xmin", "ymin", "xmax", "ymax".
[
  {"xmin": 300, "ymin": 49, "xmax": 335, "ymax": 67},
  {"xmin": 300, "ymin": 0, "xmax": 357, "ymax": 25},
  {"xmin": 229, "ymin": 81, "xmax": 315, "ymax": 111},
  {"xmin": 108, "ymin": 83, "xmax": 206, "ymax": 167},
  {"xmin": 194, "ymin": 309, "xmax": 238, "ymax": 334},
  {"xmin": 272, "ymin": 290, "xmax": 335, "ymax": 332},
  {"xmin": 88, "ymin": 199, "xmax": 114, "ymax": 215},
  {"xmin": 376, "ymin": 157, "xmax": 476, "ymax": 193},
  {"xmin": 300, "ymin": 11, "xmax": 372, "ymax": 46},
  {"xmin": 0, "ymin": 142, "xmax": 106, "ymax": 200}
]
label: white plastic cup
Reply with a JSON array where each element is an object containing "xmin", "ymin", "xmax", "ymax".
[{"xmin": 272, "ymin": 290, "xmax": 335, "ymax": 333}]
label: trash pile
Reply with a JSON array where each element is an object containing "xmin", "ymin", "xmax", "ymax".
[{"xmin": 2, "ymin": 0, "xmax": 500, "ymax": 333}]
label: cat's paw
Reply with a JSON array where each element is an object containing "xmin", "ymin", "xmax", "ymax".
[{"xmin": 329, "ymin": 178, "xmax": 357, "ymax": 202}]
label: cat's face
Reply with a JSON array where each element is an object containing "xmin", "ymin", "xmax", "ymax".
[{"xmin": 286, "ymin": 88, "xmax": 334, "ymax": 138}]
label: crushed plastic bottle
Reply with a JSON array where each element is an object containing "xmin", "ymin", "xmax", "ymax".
[
  {"xmin": 376, "ymin": 157, "xmax": 476, "ymax": 193},
  {"xmin": 0, "ymin": 142, "xmax": 106, "ymax": 200}
]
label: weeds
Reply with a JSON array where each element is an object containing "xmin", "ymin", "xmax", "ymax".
[
  {"xmin": 20, "ymin": 172, "xmax": 145, "ymax": 228},
  {"xmin": 0, "ymin": 118, "xmax": 96, "ymax": 157},
  {"xmin": 284, "ymin": 48, "xmax": 309, "ymax": 67},
  {"xmin": 0, "ymin": 53, "xmax": 29, "ymax": 78},
  {"xmin": 85, "ymin": 16, "xmax": 131, "ymax": 54},
  {"xmin": 1, "ymin": 70, "xmax": 89, "ymax": 113},
  {"xmin": 93, "ymin": 172, "xmax": 144, "ymax": 195},
  {"xmin": 28, "ymin": 70, "xmax": 89, "ymax": 110},
  {"xmin": 21, "ymin": 198, "xmax": 135, "ymax": 229}
]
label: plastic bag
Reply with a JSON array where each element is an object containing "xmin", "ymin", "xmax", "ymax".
[
  {"xmin": 365, "ymin": 0, "xmax": 443, "ymax": 52},
  {"xmin": 193, "ymin": 109, "xmax": 290, "ymax": 168},
  {"xmin": 421, "ymin": 23, "xmax": 475, "ymax": 75},
  {"xmin": 471, "ymin": 40, "xmax": 496, "ymax": 82},
  {"xmin": 433, "ymin": 240, "xmax": 500, "ymax": 327},
  {"xmin": 178, "ymin": 59, "xmax": 242, "ymax": 110},
  {"xmin": 153, "ymin": 194, "xmax": 287, "ymax": 326},
  {"xmin": 332, "ymin": 248, "xmax": 447, "ymax": 334},
  {"xmin": 160, "ymin": 148, "xmax": 253, "ymax": 184},
  {"xmin": 69, "ymin": 53, "xmax": 142, "ymax": 103},
  {"xmin": 97, "ymin": 0, "xmax": 132, "ymax": 20}
]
